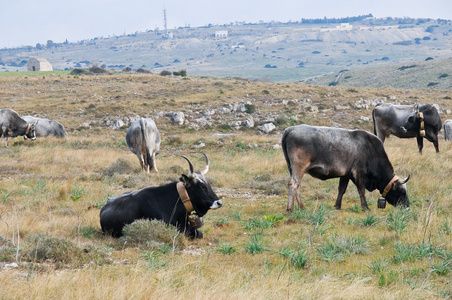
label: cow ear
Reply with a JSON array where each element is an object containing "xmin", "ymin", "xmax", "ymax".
[
  {"xmin": 398, "ymin": 174, "xmax": 411, "ymax": 184},
  {"xmin": 180, "ymin": 174, "xmax": 191, "ymax": 187}
]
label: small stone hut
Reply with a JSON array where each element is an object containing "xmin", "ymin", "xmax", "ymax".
[{"xmin": 27, "ymin": 58, "xmax": 53, "ymax": 71}]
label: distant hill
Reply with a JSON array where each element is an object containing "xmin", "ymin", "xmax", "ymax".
[
  {"xmin": 1, "ymin": 17, "xmax": 451, "ymax": 84},
  {"xmin": 303, "ymin": 56, "xmax": 452, "ymax": 90}
]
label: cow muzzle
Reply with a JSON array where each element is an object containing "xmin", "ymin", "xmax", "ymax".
[
  {"xmin": 400, "ymin": 126, "xmax": 408, "ymax": 133},
  {"xmin": 210, "ymin": 200, "xmax": 222, "ymax": 209}
]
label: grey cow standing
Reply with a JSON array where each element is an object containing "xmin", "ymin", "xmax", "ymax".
[
  {"xmin": 372, "ymin": 103, "xmax": 442, "ymax": 153},
  {"xmin": 22, "ymin": 116, "xmax": 67, "ymax": 138},
  {"xmin": 0, "ymin": 108, "xmax": 37, "ymax": 147},
  {"xmin": 444, "ymin": 120, "xmax": 452, "ymax": 141},
  {"xmin": 126, "ymin": 118, "xmax": 161, "ymax": 173}
]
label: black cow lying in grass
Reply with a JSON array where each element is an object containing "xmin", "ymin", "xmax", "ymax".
[{"xmin": 100, "ymin": 153, "xmax": 222, "ymax": 238}]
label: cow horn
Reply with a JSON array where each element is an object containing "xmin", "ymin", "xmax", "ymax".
[
  {"xmin": 200, "ymin": 152, "xmax": 210, "ymax": 175},
  {"xmin": 181, "ymin": 155, "xmax": 194, "ymax": 175},
  {"xmin": 399, "ymin": 174, "xmax": 412, "ymax": 184}
]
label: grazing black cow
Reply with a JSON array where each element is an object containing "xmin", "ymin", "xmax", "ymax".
[
  {"xmin": 100, "ymin": 153, "xmax": 222, "ymax": 238},
  {"xmin": 281, "ymin": 125, "xmax": 411, "ymax": 212},
  {"xmin": 0, "ymin": 108, "xmax": 36, "ymax": 147},
  {"xmin": 22, "ymin": 116, "xmax": 67, "ymax": 138},
  {"xmin": 444, "ymin": 120, "xmax": 452, "ymax": 141},
  {"xmin": 126, "ymin": 118, "xmax": 161, "ymax": 173},
  {"xmin": 372, "ymin": 103, "xmax": 442, "ymax": 153}
]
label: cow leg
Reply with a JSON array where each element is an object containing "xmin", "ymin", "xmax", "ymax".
[
  {"xmin": 137, "ymin": 153, "xmax": 145, "ymax": 171},
  {"xmin": 416, "ymin": 135, "xmax": 424, "ymax": 154},
  {"xmin": 433, "ymin": 135, "xmax": 440, "ymax": 153},
  {"xmin": 288, "ymin": 170, "xmax": 308, "ymax": 212},
  {"xmin": 356, "ymin": 183, "xmax": 369, "ymax": 210},
  {"xmin": 376, "ymin": 129, "xmax": 386, "ymax": 143},
  {"xmin": 334, "ymin": 177, "xmax": 349, "ymax": 210},
  {"xmin": 151, "ymin": 152, "xmax": 158, "ymax": 173},
  {"xmin": 4, "ymin": 137, "xmax": 8, "ymax": 147}
]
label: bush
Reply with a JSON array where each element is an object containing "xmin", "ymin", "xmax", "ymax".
[
  {"xmin": 25, "ymin": 234, "xmax": 89, "ymax": 265},
  {"xmin": 120, "ymin": 219, "xmax": 185, "ymax": 251},
  {"xmin": 160, "ymin": 70, "xmax": 172, "ymax": 76},
  {"xmin": 70, "ymin": 68, "xmax": 88, "ymax": 75},
  {"xmin": 122, "ymin": 67, "xmax": 132, "ymax": 72},
  {"xmin": 103, "ymin": 158, "xmax": 137, "ymax": 176},
  {"xmin": 136, "ymin": 68, "xmax": 151, "ymax": 73},
  {"xmin": 173, "ymin": 69, "xmax": 187, "ymax": 77},
  {"xmin": 89, "ymin": 65, "xmax": 109, "ymax": 74}
]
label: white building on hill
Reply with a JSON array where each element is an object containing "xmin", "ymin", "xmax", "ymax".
[{"xmin": 27, "ymin": 58, "xmax": 53, "ymax": 71}]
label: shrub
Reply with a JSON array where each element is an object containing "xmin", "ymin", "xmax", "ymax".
[
  {"xmin": 0, "ymin": 237, "xmax": 16, "ymax": 262},
  {"xmin": 122, "ymin": 67, "xmax": 132, "ymax": 72},
  {"xmin": 25, "ymin": 234, "xmax": 92, "ymax": 265},
  {"xmin": 244, "ymin": 104, "xmax": 255, "ymax": 114},
  {"xmin": 103, "ymin": 158, "xmax": 137, "ymax": 176},
  {"xmin": 120, "ymin": 219, "xmax": 185, "ymax": 251},
  {"xmin": 70, "ymin": 68, "xmax": 88, "ymax": 75},
  {"xmin": 173, "ymin": 69, "xmax": 187, "ymax": 77},
  {"xmin": 136, "ymin": 68, "xmax": 151, "ymax": 73},
  {"xmin": 89, "ymin": 65, "xmax": 109, "ymax": 74},
  {"xmin": 160, "ymin": 70, "xmax": 172, "ymax": 76}
]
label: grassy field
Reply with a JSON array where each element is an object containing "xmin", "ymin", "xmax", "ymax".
[{"xmin": 0, "ymin": 72, "xmax": 451, "ymax": 299}]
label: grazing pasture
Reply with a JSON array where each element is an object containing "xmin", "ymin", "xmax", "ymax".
[{"xmin": 0, "ymin": 72, "xmax": 451, "ymax": 299}]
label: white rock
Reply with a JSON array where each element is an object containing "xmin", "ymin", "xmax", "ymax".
[{"xmin": 257, "ymin": 123, "xmax": 276, "ymax": 133}]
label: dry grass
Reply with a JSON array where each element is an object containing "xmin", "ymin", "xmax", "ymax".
[{"xmin": 0, "ymin": 73, "xmax": 451, "ymax": 299}]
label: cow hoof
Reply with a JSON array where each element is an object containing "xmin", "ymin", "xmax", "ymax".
[
  {"xmin": 334, "ymin": 206, "xmax": 341, "ymax": 210},
  {"xmin": 361, "ymin": 206, "xmax": 370, "ymax": 211}
]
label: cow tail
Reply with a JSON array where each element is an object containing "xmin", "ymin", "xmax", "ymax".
[
  {"xmin": 372, "ymin": 109, "xmax": 377, "ymax": 135},
  {"xmin": 445, "ymin": 123, "xmax": 449, "ymax": 141},
  {"xmin": 139, "ymin": 119, "xmax": 152, "ymax": 169},
  {"xmin": 281, "ymin": 128, "xmax": 293, "ymax": 177}
]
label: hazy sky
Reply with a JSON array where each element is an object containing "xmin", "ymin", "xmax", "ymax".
[{"xmin": 1, "ymin": 0, "xmax": 451, "ymax": 48}]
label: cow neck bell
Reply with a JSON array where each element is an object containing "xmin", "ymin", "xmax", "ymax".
[
  {"xmin": 418, "ymin": 112, "xmax": 425, "ymax": 137},
  {"xmin": 377, "ymin": 197, "xmax": 386, "ymax": 209},
  {"xmin": 188, "ymin": 214, "xmax": 203, "ymax": 229},
  {"xmin": 378, "ymin": 175, "xmax": 399, "ymax": 209}
]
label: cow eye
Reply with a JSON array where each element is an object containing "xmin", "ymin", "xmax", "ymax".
[
  {"xmin": 408, "ymin": 116, "xmax": 414, "ymax": 122},
  {"xmin": 202, "ymin": 185, "xmax": 208, "ymax": 192}
]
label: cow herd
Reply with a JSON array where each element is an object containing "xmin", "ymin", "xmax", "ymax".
[
  {"xmin": 1, "ymin": 103, "xmax": 450, "ymax": 239},
  {"xmin": 0, "ymin": 108, "xmax": 66, "ymax": 146}
]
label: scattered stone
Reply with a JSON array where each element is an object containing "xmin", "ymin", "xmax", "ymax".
[
  {"xmin": 171, "ymin": 112, "xmax": 185, "ymax": 125},
  {"xmin": 242, "ymin": 117, "xmax": 254, "ymax": 128},
  {"xmin": 257, "ymin": 123, "xmax": 276, "ymax": 133},
  {"xmin": 106, "ymin": 118, "xmax": 125, "ymax": 130}
]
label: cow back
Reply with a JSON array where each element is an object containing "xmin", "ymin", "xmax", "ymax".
[
  {"xmin": 282, "ymin": 125, "xmax": 391, "ymax": 182},
  {"xmin": 22, "ymin": 116, "xmax": 66, "ymax": 138}
]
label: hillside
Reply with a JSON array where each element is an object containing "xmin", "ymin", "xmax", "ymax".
[
  {"xmin": 1, "ymin": 18, "xmax": 452, "ymax": 85},
  {"xmin": 0, "ymin": 73, "xmax": 451, "ymax": 298},
  {"xmin": 304, "ymin": 56, "xmax": 452, "ymax": 89}
]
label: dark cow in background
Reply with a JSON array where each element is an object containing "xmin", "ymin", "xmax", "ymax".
[
  {"xmin": 126, "ymin": 118, "xmax": 161, "ymax": 173},
  {"xmin": 444, "ymin": 120, "xmax": 452, "ymax": 141},
  {"xmin": 22, "ymin": 116, "xmax": 67, "ymax": 138},
  {"xmin": 100, "ymin": 153, "xmax": 222, "ymax": 238},
  {"xmin": 372, "ymin": 103, "xmax": 442, "ymax": 153},
  {"xmin": 0, "ymin": 108, "xmax": 36, "ymax": 147},
  {"xmin": 281, "ymin": 124, "xmax": 411, "ymax": 212}
]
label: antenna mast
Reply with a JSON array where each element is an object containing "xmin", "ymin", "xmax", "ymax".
[{"xmin": 163, "ymin": 9, "xmax": 171, "ymax": 39}]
